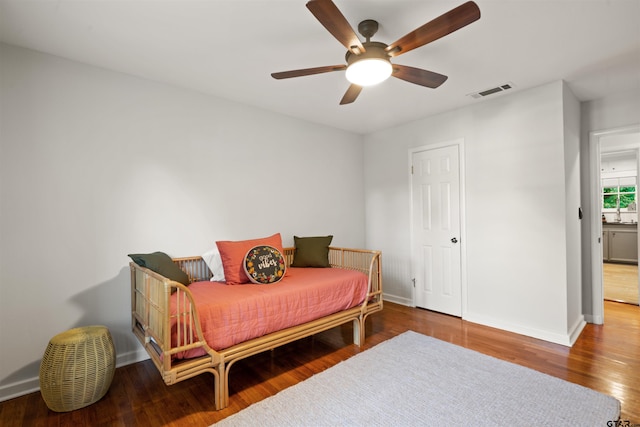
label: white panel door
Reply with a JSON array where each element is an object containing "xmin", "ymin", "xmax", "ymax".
[{"xmin": 411, "ymin": 145, "xmax": 462, "ymax": 316}]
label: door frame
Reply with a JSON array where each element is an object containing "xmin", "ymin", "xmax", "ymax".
[
  {"xmin": 409, "ymin": 139, "xmax": 467, "ymax": 316},
  {"xmin": 589, "ymin": 124, "xmax": 640, "ymax": 323}
]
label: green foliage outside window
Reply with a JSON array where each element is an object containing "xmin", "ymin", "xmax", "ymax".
[
  {"xmin": 603, "ymin": 195, "xmax": 618, "ymax": 209},
  {"xmin": 602, "ymin": 179, "xmax": 637, "ymax": 210},
  {"xmin": 619, "ymin": 192, "xmax": 636, "ymax": 208}
]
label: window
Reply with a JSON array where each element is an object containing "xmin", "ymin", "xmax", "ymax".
[{"xmin": 602, "ymin": 176, "xmax": 637, "ymax": 211}]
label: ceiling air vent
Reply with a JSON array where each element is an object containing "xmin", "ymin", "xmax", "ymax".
[{"xmin": 468, "ymin": 83, "xmax": 514, "ymax": 99}]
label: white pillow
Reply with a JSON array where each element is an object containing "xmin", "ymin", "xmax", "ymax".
[{"xmin": 202, "ymin": 247, "xmax": 226, "ymax": 281}]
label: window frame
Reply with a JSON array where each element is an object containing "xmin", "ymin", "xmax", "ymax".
[{"xmin": 601, "ymin": 174, "xmax": 637, "ymax": 212}]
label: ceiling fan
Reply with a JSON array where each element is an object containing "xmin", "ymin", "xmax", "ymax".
[{"xmin": 271, "ymin": 0, "xmax": 481, "ymax": 105}]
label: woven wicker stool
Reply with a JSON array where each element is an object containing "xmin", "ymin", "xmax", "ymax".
[{"xmin": 39, "ymin": 325, "xmax": 115, "ymax": 412}]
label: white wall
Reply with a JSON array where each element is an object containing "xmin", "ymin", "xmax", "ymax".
[
  {"xmin": 579, "ymin": 89, "xmax": 640, "ymax": 320},
  {"xmin": 364, "ymin": 81, "xmax": 581, "ymax": 345},
  {"xmin": 0, "ymin": 43, "xmax": 365, "ymax": 400}
]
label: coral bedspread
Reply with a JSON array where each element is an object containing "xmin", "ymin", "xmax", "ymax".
[{"xmin": 171, "ymin": 267, "xmax": 368, "ymax": 358}]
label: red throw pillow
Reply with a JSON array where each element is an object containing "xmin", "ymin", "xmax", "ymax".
[{"xmin": 216, "ymin": 233, "xmax": 284, "ymax": 284}]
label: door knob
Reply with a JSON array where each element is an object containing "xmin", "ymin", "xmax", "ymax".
[{"xmin": 451, "ymin": 237, "xmax": 458, "ymax": 243}]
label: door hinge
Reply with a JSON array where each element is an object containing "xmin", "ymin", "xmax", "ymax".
[{"xmin": 411, "ymin": 165, "xmax": 414, "ymax": 175}]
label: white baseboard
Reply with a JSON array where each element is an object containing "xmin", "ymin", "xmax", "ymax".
[
  {"xmin": 382, "ymin": 292, "xmax": 412, "ymax": 306},
  {"xmin": 0, "ymin": 378, "xmax": 40, "ymax": 403},
  {"xmin": 116, "ymin": 348, "xmax": 151, "ymax": 367},
  {"xmin": 384, "ymin": 295, "xmax": 591, "ymax": 347},
  {"xmin": 0, "ymin": 349, "xmax": 150, "ymax": 403},
  {"xmin": 463, "ymin": 312, "xmax": 577, "ymax": 347},
  {"xmin": 584, "ymin": 313, "xmax": 603, "ymax": 325},
  {"xmin": 568, "ymin": 316, "xmax": 587, "ymax": 346}
]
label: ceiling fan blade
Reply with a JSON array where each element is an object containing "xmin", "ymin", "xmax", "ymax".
[
  {"xmin": 392, "ymin": 64, "xmax": 448, "ymax": 88},
  {"xmin": 386, "ymin": 1, "xmax": 480, "ymax": 57},
  {"xmin": 340, "ymin": 84, "xmax": 362, "ymax": 105},
  {"xmin": 306, "ymin": 0, "xmax": 365, "ymax": 54},
  {"xmin": 271, "ymin": 65, "xmax": 346, "ymax": 80}
]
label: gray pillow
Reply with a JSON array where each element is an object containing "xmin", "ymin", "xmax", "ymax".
[{"xmin": 128, "ymin": 251, "xmax": 190, "ymax": 285}]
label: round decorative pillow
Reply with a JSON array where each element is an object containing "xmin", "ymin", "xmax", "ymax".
[{"xmin": 243, "ymin": 245, "xmax": 286, "ymax": 284}]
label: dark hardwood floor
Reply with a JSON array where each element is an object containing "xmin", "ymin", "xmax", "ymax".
[{"xmin": 1, "ymin": 300, "xmax": 638, "ymax": 426}]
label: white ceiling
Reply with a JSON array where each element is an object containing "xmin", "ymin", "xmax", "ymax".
[{"xmin": 1, "ymin": 0, "xmax": 639, "ymax": 134}]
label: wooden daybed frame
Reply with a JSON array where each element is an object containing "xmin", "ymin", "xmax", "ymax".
[{"xmin": 130, "ymin": 246, "xmax": 382, "ymax": 410}]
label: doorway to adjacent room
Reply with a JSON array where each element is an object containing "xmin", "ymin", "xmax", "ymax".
[{"xmin": 591, "ymin": 125, "xmax": 640, "ymax": 318}]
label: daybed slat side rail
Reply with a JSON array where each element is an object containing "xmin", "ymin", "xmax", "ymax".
[
  {"xmin": 285, "ymin": 246, "xmax": 383, "ymax": 305},
  {"xmin": 285, "ymin": 246, "xmax": 383, "ymax": 327},
  {"xmin": 130, "ymin": 264, "xmax": 180, "ymax": 366},
  {"xmin": 163, "ymin": 281, "xmax": 222, "ymax": 369},
  {"xmin": 131, "ymin": 264, "xmax": 169, "ymax": 375},
  {"xmin": 326, "ymin": 247, "xmax": 383, "ymax": 346},
  {"xmin": 361, "ymin": 250, "xmax": 383, "ymax": 327},
  {"xmin": 169, "ymin": 257, "xmax": 223, "ymax": 369},
  {"xmin": 130, "ymin": 266, "xmax": 169, "ymax": 349},
  {"xmin": 130, "ymin": 262, "xmax": 222, "ymax": 378},
  {"xmin": 328, "ymin": 247, "xmax": 383, "ymax": 302},
  {"xmin": 131, "ymin": 266, "xmax": 162, "ymax": 366},
  {"xmin": 172, "ymin": 256, "xmax": 213, "ymax": 283},
  {"xmin": 283, "ymin": 247, "xmax": 295, "ymax": 267},
  {"xmin": 129, "ymin": 258, "xmax": 210, "ymax": 361},
  {"xmin": 163, "ymin": 258, "xmax": 224, "ymax": 393}
]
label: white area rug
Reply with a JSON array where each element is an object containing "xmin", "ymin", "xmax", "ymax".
[{"xmin": 215, "ymin": 330, "xmax": 620, "ymax": 426}]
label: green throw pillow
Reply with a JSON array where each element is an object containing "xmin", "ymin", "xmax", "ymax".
[
  {"xmin": 128, "ymin": 251, "xmax": 190, "ymax": 285},
  {"xmin": 291, "ymin": 235, "xmax": 333, "ymax": 268}
]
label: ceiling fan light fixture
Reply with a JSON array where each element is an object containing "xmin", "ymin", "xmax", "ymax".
[
  {"xmin": 345, "ymin": 58, "xmax": 392, "ymax": 86},
  {"xmin": 274, "ymin": 1, "xmax": 482, "ymax": 104}
]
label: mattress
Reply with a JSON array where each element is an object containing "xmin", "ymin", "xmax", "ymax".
[{"xmin": 171, "ymin": 267, "xmax": 369, "ymax": 358}]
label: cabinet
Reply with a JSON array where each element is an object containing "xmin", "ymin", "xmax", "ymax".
[{"xmin": 602, "ymin": 223, "xmax": 638, "ymax": 264}]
